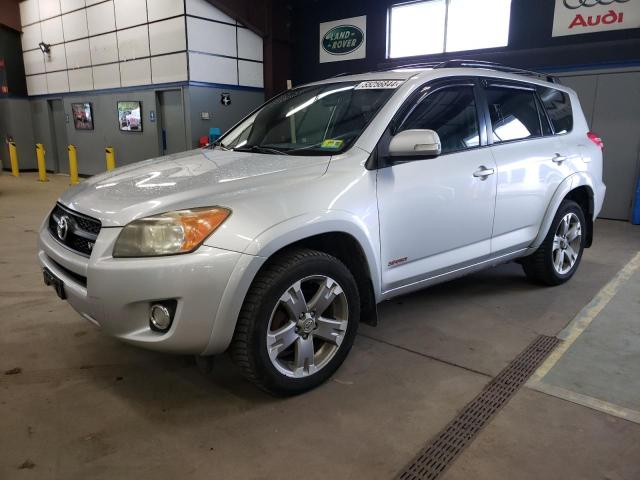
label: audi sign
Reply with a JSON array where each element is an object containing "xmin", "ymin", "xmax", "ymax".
[{"xmin": 552, "ymin": 0, "xmax": 639, "ymax": 36}]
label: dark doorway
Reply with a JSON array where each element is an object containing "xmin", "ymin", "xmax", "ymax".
[
  {"xmin": 157, "ymin": 90, "xmax": 187, "ymax": 155},
  {"xmin": 47, "ymin": 99, "xmax": 68, "ymax": 173}
]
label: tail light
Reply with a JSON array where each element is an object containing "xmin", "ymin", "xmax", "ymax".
[{"xmin": 587, "ymin": 131, "xmax": 604, "ymax": 149}]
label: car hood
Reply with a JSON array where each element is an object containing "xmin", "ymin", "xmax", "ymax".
[{"xmin": 59, "ymin": 148, "xmax": 330, "ymax": 227}]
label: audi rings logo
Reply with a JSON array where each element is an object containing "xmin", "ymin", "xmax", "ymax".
[{"xmin": 563, "ymin": 0, "xmax": 630, "ymax": 9}]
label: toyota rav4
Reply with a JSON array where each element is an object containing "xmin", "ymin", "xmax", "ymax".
[{"xmin": 38, "ymin": 61, "xmax": 605, "ymax": 395}]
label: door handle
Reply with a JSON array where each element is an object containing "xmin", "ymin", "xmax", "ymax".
[
  {"xmin": 473, "ymin": 166, "xmax": 495, "ymax": 180},
  {"xmin": 552, "ymin": 154, "xmax": 567, "ymax": 164}
]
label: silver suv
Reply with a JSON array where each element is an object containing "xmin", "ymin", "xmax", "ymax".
[{"xmin": 39, "ymin": 61, "xmax": 605, "ymax": 395}]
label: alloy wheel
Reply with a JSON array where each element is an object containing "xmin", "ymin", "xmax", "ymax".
[
  {"xmin": 266, "ymin": 275, "xmax": 349, "ymax": 378},
  {"xmin": 552, "ymin": 212, "xmax": 582, "ymax": 275}
]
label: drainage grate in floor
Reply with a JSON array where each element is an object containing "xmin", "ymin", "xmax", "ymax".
[{"xmin": 396, "ymin": 335, "xmax": 560, "ymax": 480}]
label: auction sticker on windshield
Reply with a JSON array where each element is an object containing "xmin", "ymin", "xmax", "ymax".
[
  {"xmin": 354, "ymin": 80, "xmax": 404, "ymax": 90},
  {"xmin": 320, "ymin": 139, "xmax": 344, "ymax": 150}
]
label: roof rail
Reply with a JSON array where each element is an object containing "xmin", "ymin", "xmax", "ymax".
[
  {"xmin": 434, "ymin": 59, "xmax": 557, "ymax": 82},
  {"xmin": 378, "ymin": 59, "xmax": 557, "ymax": 83},
  {"xmin": 378, "ymin": 61, "xmax": 443, "ymax": 71},
  {"xmin": 330, "ymin": 71, "xmax": 356, "ymax": 78}
]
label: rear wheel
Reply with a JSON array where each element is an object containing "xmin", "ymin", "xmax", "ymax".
[
  {"xmin": 522, "ymin": 199, "xmax": 586, "ymax": 286},
  {"xmin": 230, "ymin": 248, "xmax": 359, "ymax": 396}
]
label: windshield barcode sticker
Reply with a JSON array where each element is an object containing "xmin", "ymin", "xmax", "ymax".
[{"xmin": 354, "ymin": 80, "xmax": 404, "ymax": 90}]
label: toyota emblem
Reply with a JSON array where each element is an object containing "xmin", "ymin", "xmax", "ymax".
[{"xmin": 57, "ymin": 215, "xmax": 70, "ymax": 241}]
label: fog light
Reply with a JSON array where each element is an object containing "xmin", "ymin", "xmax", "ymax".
[{"xmin": 149, "ymin": 304, "xmax": 172, "ymax": 331}]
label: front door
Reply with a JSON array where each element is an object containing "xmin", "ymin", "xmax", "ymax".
[{"xmin": 377, "ymin": 82, "xmax": 497, "ymax": 293}]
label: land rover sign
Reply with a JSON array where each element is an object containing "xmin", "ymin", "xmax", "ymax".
[
  {"xmin": 322, "ymin": 25, "xmax": 364, "ymax": 55},
  {"xmin": 319, "ymin": 15, "xmax": 367, "ymax": 63}
]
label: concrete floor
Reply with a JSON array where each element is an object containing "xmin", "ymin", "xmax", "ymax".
[{"xmin": 1, "ymin": 172, "xmax": 640, "ymax": 479}]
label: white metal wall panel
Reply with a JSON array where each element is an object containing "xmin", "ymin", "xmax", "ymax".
[
  {"xmin": 118, "ymin": 25, "xmax": 150, "ymax": 60},
  {"xmin": 26, "ymin": 74, "xmax": 48, "ymax": 95},
  {"xmin": 21, "ymin": 24, "xmax": 43, "ymax": 51},
  {"xmin": 60, "ymin": 0, "xmax": 85, "ymax": 14},
  {"xmin": 185, "ymin": 0, "xmax": 234, "ymax": 24},
  {"xmin": 92, "ymin": 63, "xmax": 120, "ymax": 89},
  {"xmin": 237, "ymin": 28, "xmax": 262, "ymax": 61},
  {"xmin": 65, "ymin": 38, "xmax": 91, "ymax": 68},
  {"xmin": 41, "ymin": 16, "xmax": 65, "ymax": 44},
  {"xmin": 89, "ymin": 32, "xmax": 118, "ymax": 64},
  {"xmin": 61, "ymin": 9, "xmax": 88, "ymax": 41},
  {"xmin": 120, "ymin": 58, "xmax": 151, "ymax": 86},
  {"xmin": 23, "ymin": 49, "xmax": 46, "ymax": 75},
  {"xmin": 238, "ymin": 60, "xmax": 263, "ymax": 88},
  {"xmin": 44, "ymin": 44, "xmax": 67, "ymax": 71},
  {"xmin": 114, "ymin": 0, "xmax": 147, "ymax": 29},
  {"xmin": 20, "ymin": 0, "xmax": 41, "ymax": 26},
  {"xmin": 147, "ymin": 0, "xmax": 184, "ymax": 22},
  {"xmin": 188, "ymin": 52, "xmax": 237, "ymax": 85},
  {"xmin": 187, "ymin": 16, "xmax": 236, "ymax": 57},
  {"xmin": 38, "ymin": 0, "xmax": 61, "ymax": 20},
  {"xmin": 46, "ymin": 70, "xmax": 70, "ymax": 92},
  {"xmin": 149, "ymin": 17, "xmax": 186, "ymax": 55},
  {"xmin": 68, "ymin": 67, "xmax": 93, "ymax": 91},
  {"xmin": 86, "ymin": 0, "xmax": 115, "ymax": 36},
  {"xmin": 151, "ymin": 52, "xmax": 188, "ymax": 83}
]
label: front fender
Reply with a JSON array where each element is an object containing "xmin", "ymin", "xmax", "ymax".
[
  {"xmin": 202, "ymin": 211, "xmax": 382, "ymax": 355},
  {"xmin": 245, "ymin": 210, "xmax": 382, "ymax": 296}
]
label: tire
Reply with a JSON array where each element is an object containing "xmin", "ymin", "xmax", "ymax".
[
  {"xmin": 230, "ymin": 248, "xmax": 360, "ymax": 396},
  {"xmin": 522, "ymin": 199, "xmax": 586, "ymax": 286}
]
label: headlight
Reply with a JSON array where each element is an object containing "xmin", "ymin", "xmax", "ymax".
[{"xmin": 113, "ymin": 207, "xmax": 231, "ymax": 257}]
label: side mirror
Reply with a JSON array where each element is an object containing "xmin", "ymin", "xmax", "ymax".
[{"xmin": 388, "ymin": 129, "xmax": 442, "ymax": 158}]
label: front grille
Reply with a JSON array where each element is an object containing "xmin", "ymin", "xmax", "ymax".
[{"xmin": 48, "ymin": 203, "xmax": 102, "ymax": 257}]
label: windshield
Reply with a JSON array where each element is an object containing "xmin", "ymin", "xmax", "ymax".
[{"xmin": 218, "ymin": 81, "xmax": 399, "ymax": 156}]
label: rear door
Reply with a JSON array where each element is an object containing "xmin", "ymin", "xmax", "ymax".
[
  {"xmin": 377, "ymin": 79, "xmax": 497, "ymax": 293},
  {"xmin": 485, "ymin": 81, "xmax": 572, "ymax": 254}
]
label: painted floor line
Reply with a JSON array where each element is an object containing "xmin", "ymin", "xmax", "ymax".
[
  {"xmin": 528, "ymin": 250, "xmax": 640, "ymax": 385},
  {"xmin": 529, "ymin": 381, "xmax": 640, "ymax": 424}
]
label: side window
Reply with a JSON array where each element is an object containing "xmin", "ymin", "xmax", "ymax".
[
  {"xmin": 400, "ymin": 85, "xmax": 480, "ymax": 154},
  {"xmin": 486, "ymin": 87, "xmax": 542, "ymax": 143},
  {"xmin": 537, "ymin": 87, "xmax": 573, "ymax": 134}
]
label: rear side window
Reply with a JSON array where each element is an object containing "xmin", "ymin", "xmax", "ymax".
[
  {"xmin": 400, "ymin": 85, "xmax": 480, "ymax": 154},
  {"xmin": 486, "ymin": 87, "xmax": 542, "ymax": 143},
  {"xmin": 537, "ymin": 87, "xmax": 573, "ymax": 134}
]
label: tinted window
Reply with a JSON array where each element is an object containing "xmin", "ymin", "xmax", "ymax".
[
  {"xmin": 486, "ymin": 87, "xmax": 542, "ymax": 143},
  {"xmin": 537, "ymin": 87, "xmax": 573, "ymax": 134},
  {"xmin": 400, "ymin": 86, "xmax": 480, "ymax": 154}
]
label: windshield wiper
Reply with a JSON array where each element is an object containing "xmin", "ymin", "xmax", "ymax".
[{"xmin": 233, "ymin": 145, "xmax": 290, "ymax": 156}]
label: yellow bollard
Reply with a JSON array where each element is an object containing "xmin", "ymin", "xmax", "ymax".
[
  {"xmin": 8, "ymin": 141, "xmax": 19, "ymax": 177},
  {"xmin": 68, "ymin": 144, "xmax": 79, "ymax": 185},
  {"xmin": 36, "ymin": 143, "xmax": 48, "ymax": 182},
  {"xmin": 105, "ymin": 147, "xmax": 115, "ymax": 171}
]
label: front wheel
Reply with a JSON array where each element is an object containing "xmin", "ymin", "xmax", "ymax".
[
  {"xmin": 522, "ymin": 199, "xmax": 586, "ymax": 286},
  {"xmin": 230, "ymin": 249, "xmax": 360, "ymax": 396}
]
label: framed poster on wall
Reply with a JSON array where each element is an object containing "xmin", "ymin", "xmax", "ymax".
[
  {"xmin": 117, "ymin": 101, "xmax": 142, "ymax": 132},
  {"xmin": 71, "ymin": 102, "xmax": 93, "ymax": 130}
]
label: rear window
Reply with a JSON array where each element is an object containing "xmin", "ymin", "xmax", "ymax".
[
  {"xmin": 537, "ymin": 87, "xmax": 573, "ymax": 134},
  {"xmin": 486, "ymin": 87, "xmax": 542, "ymax": 143}
]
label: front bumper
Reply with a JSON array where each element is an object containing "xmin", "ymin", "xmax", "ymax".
[{"xmin": 38, "ymin": 222, "xmax": 245, "ymax": 355}]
